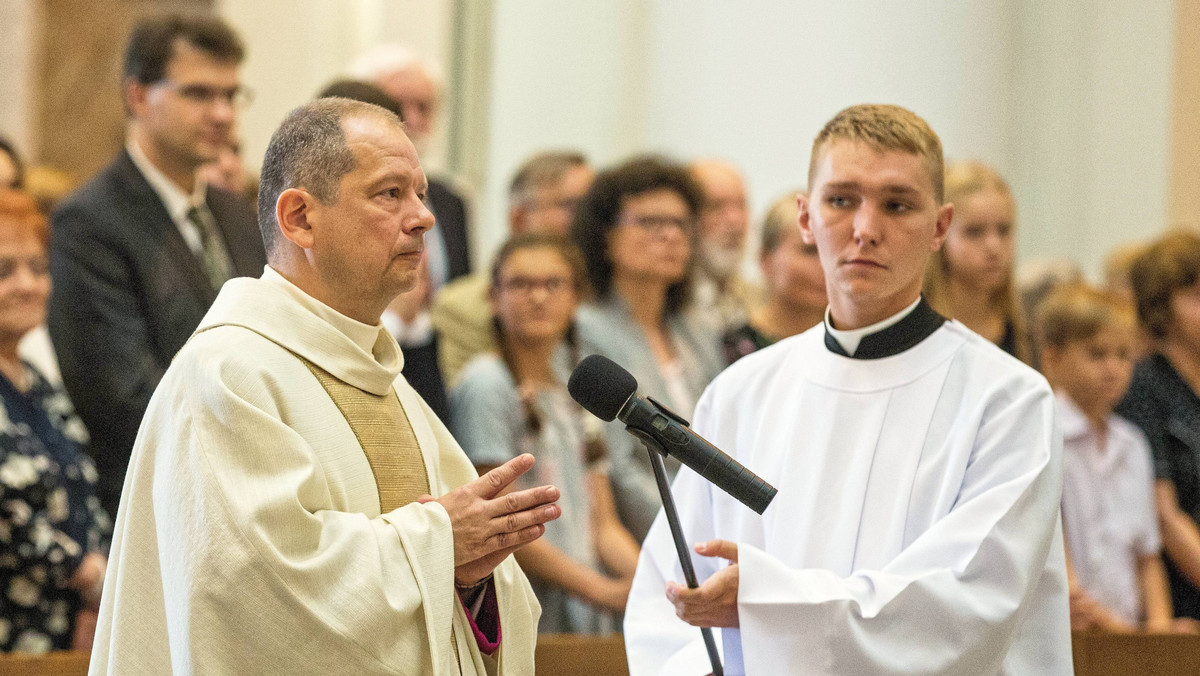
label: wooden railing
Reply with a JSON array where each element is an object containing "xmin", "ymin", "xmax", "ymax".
[{"xmin": 3, "ymin": 631, "xmax": 1197, "ymax": 675}]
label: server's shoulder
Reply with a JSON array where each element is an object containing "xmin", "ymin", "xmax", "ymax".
[
  {"xmin": 709, "ymin": 327, "xmax": 814, "ymax": 395},
  {"xmin": 943, "ymin": 321, "xmax": 1050, "ymax": 396}
]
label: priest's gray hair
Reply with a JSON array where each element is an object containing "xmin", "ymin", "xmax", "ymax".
[{"xmin": 257, "ymin": 97, "xmax": 403, "ymax": 254}]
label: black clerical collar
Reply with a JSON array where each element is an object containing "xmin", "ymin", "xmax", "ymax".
[{"xmin": 823, "ymin": 297, "xmax": 946, "ymax": 360}]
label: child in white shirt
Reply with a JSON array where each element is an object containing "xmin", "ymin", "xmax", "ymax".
[{"xmin": 1038, "ymin": 284, "xmax": 1185, "ymax": 632}]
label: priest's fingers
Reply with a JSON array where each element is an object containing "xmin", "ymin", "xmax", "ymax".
[
  {"xmin": 470, "ymin": 453, "xmax": 536, "ymax": 499},
  {"xmin": 694, "ymin": 539, "xmax": 738, "ymax": 563},
  {"xmin": 487, "ymin": 484, "xmax": 560, "ymax": 519},
  {"xmin": 490, "ymin": 501, "xmax": 561, "ymax": 541},
  {"xmin": 454, "ymin": 524, "xmax": 547, "ymax": 585}
]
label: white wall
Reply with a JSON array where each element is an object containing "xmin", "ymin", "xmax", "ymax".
[
  {"xmin": 210, "ymin": 0, "xmax": 1176, "ymax": 280},
  {"xmin": 1009, "ymin": 0, "xmax": 1175, "ymax": 277},
  {"xmin": 0, "ymin": 0, "xmax": 39, "ymax": 158},
  {"xmin": 480, "ymin": 0, "xmax": 1176, "ymax": 279}
]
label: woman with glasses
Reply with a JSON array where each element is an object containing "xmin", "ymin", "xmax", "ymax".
[
  {"xmin": 571, "ymin": 156, "xmax": 724, "ymax": 543},
  {"xmin": 450, "ymin": 233, "xmax": 640, "ymax": 633}
]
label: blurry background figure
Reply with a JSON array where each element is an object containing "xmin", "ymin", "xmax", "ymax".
[
  {"xmin": 317, "ymin": 78, "xmax": 450, "ymax": 421},
  {"xmin": 1117, "ymin": 231, "xmax": 1200, "ymax": 623},
  {"xmin": 1105, "ymin": 241, "xmax": 1152, "ymax": 307},
  {"xmin": 688, "ymin": 158, "xmax": 762, "ymax": 332},
  {"xmin": 572, "ymin": 156, "xmax": 724, "ymax": 542},
  {"xmin": 1038, "ymin": 284, "xmax": 1194, "ymax": 634},
  {"xmin": 48, "ymin": 13, "xmax": 265, "ymax": 518},
  {"xmin": 0, "ymin": 142, "xmax": 67, "ymax": 386},
  {"xmin": 197, "ymin": 134, "xmax": 255, "ymax": 205},
  {"xmin": 347, "ymin": 44, "xmax": 470, "ymax": 290},
  {"xmin": 723, "ymin": 191, "xmax": 826, "ymax": 364},
  {"xmin": 451, "ymin": 233, "xmax": 639, "ymax": 634},
  {"xmin": 1104, "ymin": 241, "xmax": 1154, "ymax": 359},
  {"xmin": 381, "ymin": 251, "xmax": 449, "ymax": 421},
  {"xmin": 434, "ymin": 151, "xmax": 593, "ymax": 384},
  {"xmin": 0, "ymin": 189, "xmax": 109, "ymax": 654},
  {"xmin": 1017, "ymin": 257, "xmax": 1083, "ymax": 369},
  {"xmin": 22, "ymin": 165, "xmax": 77, "ymax": 218},
  {"xmin": 925, "ymin": 160, "xmax": 1028, "ymax": 361},
  {"xmin": 0, "ymin": 137, "xmax": 24, "ymax": 189}
]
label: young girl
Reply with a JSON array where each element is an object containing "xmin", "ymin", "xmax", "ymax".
[
  {"xmin": 723, "ymin": 192, "xmax": 826, "ymax": 364},
  {"xmin": 925, "ymin": 160, "xmax": 1028, "ymax": 361},
  {"xmin": 450, "ymin": 233, "xmax": 640, "ymax": 634}
]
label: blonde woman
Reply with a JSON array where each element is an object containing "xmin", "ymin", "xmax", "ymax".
[{"xmin": 924, "ymin": 161, "xmax": 1028, "ymax": 361}]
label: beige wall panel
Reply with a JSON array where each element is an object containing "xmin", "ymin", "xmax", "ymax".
[
  {"xmin": 1170, "ymin": 0, "xmax": 1200, "ymax": 231},
  {"xmin": 33, "ymin": 0, "xmax": 212, "ymax": 182}
]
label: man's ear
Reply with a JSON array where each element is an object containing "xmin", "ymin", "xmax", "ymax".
[
  {"xmin": 797, "ymin": 192, "xmax": 816, "ymax": 245},
  {"xmin": 508, "ymin": 204, "xmax": 528, "ymax": 234},
  {"xmin": 931, "ymin": 202, "xmax": 954, "ymax": 251},
  {"xmin": 1039, "ymin": 343, "xmax": 1062, "ymax": 383},
  {"xmin": 123, "ymin": 78, "xmax": 149, "ymax": 119},
  {"xmin": 276, "ymin": 188, "xmax": 317, "ymax": 250}
]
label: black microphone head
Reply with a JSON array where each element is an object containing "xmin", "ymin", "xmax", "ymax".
[{"xmin": 568, "ymin": 354, "xmax": 638, "ymax": 422}]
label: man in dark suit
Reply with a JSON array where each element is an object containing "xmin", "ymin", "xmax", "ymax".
[{"xmin": 48, "ymin": 13, "xmax": 266, "ymax": 516}]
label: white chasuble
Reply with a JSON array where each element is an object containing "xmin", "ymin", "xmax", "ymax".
[
  {"xmin": 89, "ymin": 268, "xmax": 539, "ymax": 675},
  {"xmin": 625, "ymin": 322, "xmax": 1072, "ymax": 675}
]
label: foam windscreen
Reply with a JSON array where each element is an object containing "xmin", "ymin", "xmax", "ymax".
[{"xmin": 568, "ymin": 354, "xmax": 638, "ymax": 422}]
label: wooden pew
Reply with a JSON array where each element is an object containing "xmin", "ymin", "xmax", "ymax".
[
  {"xmin": 0, "ymin": 650, "xmax": 90, "ymax": 676},
  {"xmin": 1072, "ymin": 631, "xmax": 1200, "ymax": 676},
  {"xmin": 536, "ymin": 633, "xmax": 629, "ymax": 676},
  {"xmin": 8, "ymin": 631, "xmax": 1195, "ymax": 675}
]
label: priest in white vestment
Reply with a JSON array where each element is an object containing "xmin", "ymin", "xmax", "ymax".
[
  {"xmin": 89, "ymin": 98, "xmax": 556, "ymax": 675},
  {"xmin": 624, "ymin": 104, "xmax": 1072, "ymax": 675}
]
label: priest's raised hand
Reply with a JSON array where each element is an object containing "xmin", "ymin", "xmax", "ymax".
[{"xmin": 419, "ymin": 453, "xmax": 561, "ymax": 585}]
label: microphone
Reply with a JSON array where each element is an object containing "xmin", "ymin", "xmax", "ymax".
[{"xmin": 568, "ymin": 354, "xmax": 777, "ymax": 515}]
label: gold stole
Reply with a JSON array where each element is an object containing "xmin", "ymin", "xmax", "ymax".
[{"xmin": 298, "ymin": 357, "xmax": 465, "ymax": 673}]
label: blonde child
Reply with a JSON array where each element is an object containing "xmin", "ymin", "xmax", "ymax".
[{"xmin": 1038, "ymin": 284, "xmax": 1186, "ymax": 632}]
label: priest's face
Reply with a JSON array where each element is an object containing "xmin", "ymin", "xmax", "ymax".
[
  {"xmin": 799, "ymin": 140, "xmax": 953, "ymax": 329},
  {"xmin": 309, "ymin": 115, "xmax": 435, "ymax": 318}
]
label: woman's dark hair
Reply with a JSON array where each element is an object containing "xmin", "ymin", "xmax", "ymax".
[
  {"xmin": 570, "ymin": 155, "xmax": 704, "ymax": 316},
  {"xmin": 0, "ymin": 136, "xmax": 25, "ymax": 189}
]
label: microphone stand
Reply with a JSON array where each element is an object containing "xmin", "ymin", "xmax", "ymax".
[{"xmin": 630, "ymin": 429, "xmax": 724, "ymax": 676}]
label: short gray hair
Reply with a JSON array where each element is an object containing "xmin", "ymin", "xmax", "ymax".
[
  {"xmin": 508, "ymin": 151, "xmax": 587, "ymax": 207},
  {"xmin": 256, "ymin": 97, "xmax": 402, "ymax": 254}
]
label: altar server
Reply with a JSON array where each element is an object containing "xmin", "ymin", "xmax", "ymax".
[
  {"xmin": 625, "ymin": 104, "xmax": 1071, "ymax": 675},
  {"xmin": 89, "ymin": 98, "xmax": 556, "ymax": 675}
]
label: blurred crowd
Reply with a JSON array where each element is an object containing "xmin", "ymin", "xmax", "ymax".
[{"xmin": 2, "ymin": 11, "xmax": 1199, "ymax": 653}]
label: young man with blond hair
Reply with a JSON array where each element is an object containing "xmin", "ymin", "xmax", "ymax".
[{"xmin": 625, "ymin": 104, "xmax": 1071, "ymax": 675}]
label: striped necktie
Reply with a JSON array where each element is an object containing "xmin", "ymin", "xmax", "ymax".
[{"xmin": 186, "ymin": 205, "xmax": 235, "ymax": 290}]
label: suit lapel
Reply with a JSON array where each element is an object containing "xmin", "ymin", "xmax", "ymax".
[{"xmin": 115, "ymin": 151, "xmax": 216, "ymax": 304}]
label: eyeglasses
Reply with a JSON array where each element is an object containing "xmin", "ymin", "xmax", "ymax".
[
  {"xmin": 158, "ymin": 81, "xmax": 255, "ymax": 108},
  {"xmin": 499, "ymin": 276, "xmax": 573, "ymax": 295},
  {"xmin": 622, "ymin": 214, "xmax": 692, "ymax": 235}
]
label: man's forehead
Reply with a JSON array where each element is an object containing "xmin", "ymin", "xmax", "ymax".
[
  {"xmin": 342, "ymin": 117, "xmax": 422, "ymax": 174},
  {"xmin": 165, "ymin": 40, "xmax": 239, "ymax": 80},
  {"xmin": 813, "ymin": 140, "xmax": 935, "ymax": 196}
]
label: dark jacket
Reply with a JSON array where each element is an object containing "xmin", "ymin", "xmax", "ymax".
[{"xmin": 48, "ymin": 150, "xmax": 266, "ymax": 515}]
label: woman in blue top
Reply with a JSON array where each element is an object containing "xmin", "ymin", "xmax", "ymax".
[
  {"xmin": 450, "ymin": 233, "xmax": 640, "ymax": 633},
  {"xmin": 0, "ymin": 190, "xmax": 109, "ymax": 653}
]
